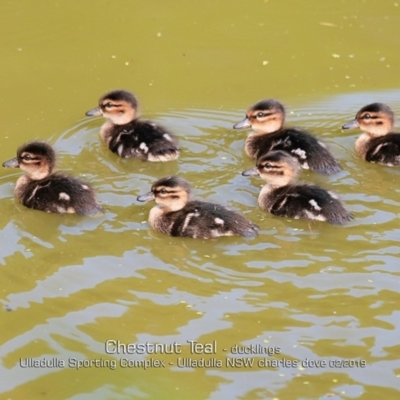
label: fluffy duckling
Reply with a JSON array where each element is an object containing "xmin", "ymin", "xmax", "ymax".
[
  {"xmin": 137, "ymin": 176, "xmax": 258, "ymax": 239},
  {"xmin": 342, "ymin": 103, "xmax": 400, "ymax": 165},
  {"xmin": 234, "ymin": 99, "xmax": 341, "ymax": 175},
  {"xmin": 242, "ymin": 150, "xmax": 352, "ymax": 225},
  {"xmin": 85, "ymin": 89, "xmax": 179, "ymax": 161},
  {"xmin": 2, "ymin": 142, "xmax": 102, "ymax": 216}
]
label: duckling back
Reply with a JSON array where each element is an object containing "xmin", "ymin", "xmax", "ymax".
[
  {"xmin": 15, "ymin": 174, "xmax": 103, "ymax": 216},
  {"xmin": 137, "ymin": 176, "xmax": 258, "ymax": 239},
  {"xmin": 102, "ymin": 119, "xmax": 180, "ymax": 161},
  {"xmin": 260, "ymin": 184, "xmax": 352, "ymax": 225},
  {"xmin": 157, "ymin": 200, "xmax": 259, "ymax": 239},
  {"xmin": 249, "ymin": 128, "xmax": 342, "ymax": 175}
]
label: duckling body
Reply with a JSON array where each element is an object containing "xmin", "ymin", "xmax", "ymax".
[
  {"xmin": 242, "ymin": 151, "xmax": 352, "ymax": 225},
  {"xmin": 342, "ymin": 103, "xmax": 400, "ymax": 166},
  {"xmin": 137, "ymin": 176, "xmax": 258, "ymax": 239},
  {"xmin": 2, "ymin": 142, "xmax": 102, "ymax": 216},
  {"xmin": 234, "ymin": 99, "xmax": 341, "ymax": 175},
  {"xmin": 85, "ymin": 90, "xmax": 179, "ymax": 161}
]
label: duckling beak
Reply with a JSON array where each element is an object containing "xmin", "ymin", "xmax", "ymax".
[
  {"xmin": 2, "ymin": 157, "xmax": 19, "ymax": 168},
  {"xmin": 342, "ymin": 119, "xmax": 359, "ymax": 130},
  {"xmin": 85, "ymin": 107, "xmax": 102, "ymax": 117},
  {"xmin": 242, "ymin": 167, "xmax": 259, "ymax": 176},
  {"xmin": 137, "ymin": 191, "xmax": 155, "ymax": 202},
  {"xmin": 233, "ymin": 117, "xmax": 251, "ymax": 129}
]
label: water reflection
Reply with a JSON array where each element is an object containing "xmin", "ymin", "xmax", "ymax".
[{"xmin": 2, "ymin": 0, "xmax": 400, "ymax": 393}]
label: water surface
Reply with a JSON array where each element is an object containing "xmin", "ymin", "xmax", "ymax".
[{"xmin": 1, "ymin": 1, "xmax": 400, "ymax": 399}]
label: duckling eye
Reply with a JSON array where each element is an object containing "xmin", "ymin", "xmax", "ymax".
[
  {"xmin": 22, "ymin": 154, "xmax": 32, "ymax": 161},
  {"xmin": 159, "ymin": 189, "xmax": 167, "ymax": 194},
  {"xmin": 105, "ymin": 102, "xmax": 114, "ymax": 108},
  {"xmin": 256, "ymin": 112, "xmax": 265, "ymax": 118},
  {"xmin": 264, "ymin": 163, "xmax": 272, "ymax": 168},
  {"xmin": 363, "ymin": 113, "xmax": 371, "ymax": 119}
]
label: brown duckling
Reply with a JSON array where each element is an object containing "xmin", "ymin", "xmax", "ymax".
[
  {"xmin": 242, "ymin": 150, "xmax": 352, "ymax": 225},
  {"xmin": 342, "ymin": 102, "xmax": 400, "ymax": 166},
  {"xmin": 2, "ymin": 142, "xmax": 102, "ymax": 216},
  {"xmin": 234, "ymin": 99, "xmax": 341, "ymax": 175},
  {"xmin": 137, "ymin": 176, "xmax": 258, "ymax": 238},
  {"xmin": 85, "ymin": 89, "xmax": 180, "ymax": 161}
]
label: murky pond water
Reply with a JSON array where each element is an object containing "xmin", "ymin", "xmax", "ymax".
[{"xmin": 1, "ymin": 1, "xmax": 400, "ymax": 399}]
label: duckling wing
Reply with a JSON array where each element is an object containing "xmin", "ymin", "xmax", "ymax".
[
  {"xmin": 268, "ymin": 185, "xmax": 352, "ymax": 225},
  {"xmin": 365, "ymin": 133, "xmax": 400, "ymax": 165},
  {"xmin": 168, "ymin": 201, "xmax": 258, "ymax": 238},
  {"xmin": 108, "ymin": 120, "xmax": 179, "ymax": 161},
  {"xmin": 21, "ymin": 174, "xmax": 102, "ymax": 216},
  {"xmin": 258, "ymin": 129, "xmax": 341, "ymax": 175}
]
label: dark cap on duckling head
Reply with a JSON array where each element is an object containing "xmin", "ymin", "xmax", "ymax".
[
  {"xmin": 342, "ymin": 102, "xmax": 395, "ymax": 130},
  {"xmin": 258, "ymin": 149, "xmax": 297, "ymax": 164},
  {"xmin": 137, "ymin": 176, "xmax": 192, "ymax": 202},
  {"xmin": 85, "ymin": 89, "xmax": 138, "ymax": 117},
  {"xmin": 257, "ymin": 150, "xmax": 300, "ymax": 173},
  {"xmin": 99, "ymin": 90, "xmax": 138, "ymax": 107},
  {"xmin": 242, "ymin": 150, "xmax": 299, "ymax": 177},
  {"xmin": 242, "ymin": 151, "xmax": 301, "ymax": 188},
  {"xmin": 250, "ymin": 99, "xmax": 285, "ymax": 114},
  {"xmin": 233, "ymin": 99, "xmax": 285, "ymax": 133},
  {"xmin": 3, "ymin": 142, "xmax": 56, "ymax": 172}
]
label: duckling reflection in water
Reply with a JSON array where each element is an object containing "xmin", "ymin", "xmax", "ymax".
[
  {"xmin": 242, "ymin": 151, "xmax": 352, "ymax": 225},
  {"xmin": 2, "ymin": 142, "xmax": 102, "ymax": 216},
  {"xmin": 234, "ymin": 99, "xmax": 341, "ymax": 175},
  {"xmin": 137, "ymin": 176, "xmax": 259, "ymax": 239},
  {"xmin": 342, "ymin": 102, "xmax": 400, "ymax": 166},
  {"xmin": 85, "ymin": 89, "xmax": 180, "ymax": 161}
]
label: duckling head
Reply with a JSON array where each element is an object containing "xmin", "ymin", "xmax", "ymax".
[
  {"xmin": 242, "ymin": 150, "xmax": 300, "ymax": 187},
  {"xmin": 85, "ymin": 90, "xmax": 138, "ymax": 125},
  {"xmin": 233, "ymin": 99, "xmax": 285, "ymax": 134},
  {"xmin": 342, "ymin": 103, "xmax": 395, "ymax": 136},
  {"xmin": 2, "ymin": 142, "xmax": 55, "ymax": 180},
  {"xmin": 137, "ymin": 176, "xmax": 191, "ymax": 212}
]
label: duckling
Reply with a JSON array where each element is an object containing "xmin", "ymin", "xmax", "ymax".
[
  {"xmin": 233, "ymin": 99, "xmax": 341, "ymax": 175},
  {"xmin": 2, "ymin": 142, "xmax": 102, "ymax": 216},
  {"xmin": 342, "ymin": 102, "xmax": 400, "ymax": 165},
  {"xmin": 85, "ymin": 89, "xmax": 179, "ymax": 161},
  {"xmin": 137, "ymin": 176, "xmax": 258, "ymax": 238},
  {"xmin": 242, "ymin": 150, "xmax": 352, "ymax": 225}
]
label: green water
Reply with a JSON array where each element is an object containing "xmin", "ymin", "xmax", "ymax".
[{"xmin": 1, "ymin": 1, "xmax": 400, "ymax": 399}]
